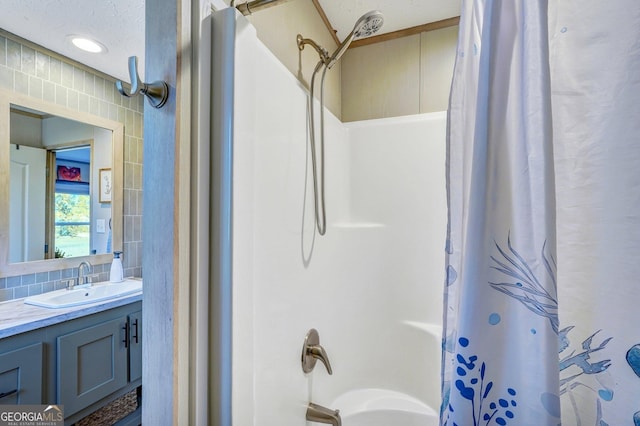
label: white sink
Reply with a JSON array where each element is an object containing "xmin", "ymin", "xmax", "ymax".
[{"xmin": 24, "ymin": 279, "xmax": 142, "ymax": 309}]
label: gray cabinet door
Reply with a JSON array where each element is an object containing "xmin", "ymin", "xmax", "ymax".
[
  {"xmin": 0, "ymin": 342, "xmax": 43, "ymax": 404},
  {"xmin": 57, "ymin": 317, "xmax": 128, "ymax": 417},
  {"xmin": 128, "ymin": 310, "xmax": 142, "ymax": 382}
]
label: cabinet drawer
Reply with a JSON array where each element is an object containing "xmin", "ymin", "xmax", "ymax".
[
  {"xmin": 57, "ymin": 317, "xmax": 128, "ymax": 417},
  {"xmin": 0, "ymin": 342, "xmax": 43, "ymax": 404}
]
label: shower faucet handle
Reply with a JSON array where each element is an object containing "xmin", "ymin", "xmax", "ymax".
[{"xmin": 302, "ymin": 328, "xmax": 333, "ymax": 374}]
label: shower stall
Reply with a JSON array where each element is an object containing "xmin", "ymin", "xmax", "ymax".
[{"xmin": 205, "ymin": 7, "xmax": 447, "ymax": 425}]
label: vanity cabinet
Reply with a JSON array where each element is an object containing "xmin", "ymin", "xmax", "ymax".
[
  {"xmin": 57, "ymin": 317, "xmax": 128, "ymax": 417},
  {"xmin": 0, "ymin": 342, "xmax": 43, "ymax": 404},
  {"xmin": 57, "ymin": 310, "xmax": 141, "ymax": 417},
  {"xmin": 0, "ymin": 300, "xmax": 141, "ymax": 424}
]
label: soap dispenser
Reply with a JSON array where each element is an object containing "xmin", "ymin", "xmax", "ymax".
[{"xmin": 109, "ymin": 251, "xmax": 124, "ymax": 283}]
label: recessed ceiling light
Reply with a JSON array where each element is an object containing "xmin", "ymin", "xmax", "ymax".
[{"xmin": 67, "ymin": 35, "xmax": 107, "ymax": 53}]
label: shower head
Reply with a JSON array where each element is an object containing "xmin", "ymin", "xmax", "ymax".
[
  {"xmin": 353, "ymin": 10, "xmax": 385, "ymax": 39},
  {"xmin": 326, "ymin": 10, "xmax": 384, "ymax": 69}
]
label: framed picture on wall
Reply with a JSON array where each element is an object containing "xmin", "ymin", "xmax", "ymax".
[
  {"xmin": 99, "ymin": 168, "xmax": 112, "ymax": 203},
  {"xmin": 57, "ymin": 165, "xmax": 82, "ymax": 182}
]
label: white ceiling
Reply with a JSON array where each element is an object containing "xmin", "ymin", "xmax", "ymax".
[
  {"xmin": 0, "ymin": 0, "xmax": 460, "ymax": 82},
  {"xmin": 0, "ymin": 0, "xmax": 145, "ymax": 81},
  {"xmin": 318, "ymin": 0, "xmax": 460, "ymax": 41}
]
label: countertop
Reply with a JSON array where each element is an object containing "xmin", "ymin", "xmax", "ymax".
[{"xmin": 0, "ymin": 285, "xmax": 142, "ymax": 339}]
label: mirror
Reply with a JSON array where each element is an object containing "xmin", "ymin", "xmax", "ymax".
[{"xmin": 0, "ymin": 89, "xmax": 123, "ymax": 277}]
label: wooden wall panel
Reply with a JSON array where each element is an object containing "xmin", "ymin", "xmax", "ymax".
[
  {"xmin": 342, "ymin": 35, "xmax": 422, "ymax": 122},
  {"xmin": 342, "ymin": 25, "xmax": 458, "ymax": 122},
  {"xmin": 420, "ymin": 26, "xmax": 458, "ymax": 114}
]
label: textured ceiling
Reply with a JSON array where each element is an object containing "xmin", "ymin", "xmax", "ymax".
[
  {"xmin": 317, "ymin": 0, "xmax": 460, "ymax": 40},
  {"xmin": 0, "ymin": 0, "xmax": 145, "ymax": 81},
  {"xmin": 0, "ymin": 0, "xmax": 459, "ymax": 82}
]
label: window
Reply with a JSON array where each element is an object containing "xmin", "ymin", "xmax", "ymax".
[
  {"xmin": 54, "ymin": 192, "xmax": 90, "ymax": 258},
  {"xmin": 53, "ymin": 146, "xmax": 92, "ymax": 258}
]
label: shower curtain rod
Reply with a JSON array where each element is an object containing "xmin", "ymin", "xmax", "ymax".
[{"xmin": 234, "ymin": 0, "xmax": 296, "ymax": 16}]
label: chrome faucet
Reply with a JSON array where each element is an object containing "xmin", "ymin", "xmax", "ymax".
[
  {"xmin": 306, "ymin": 402, "xmax": 341, "ymax": 426},
  {"xmin": 77, "ymin": 261, "xmax": 93, "ymax": 286},
  {"xmin": 301, "ymin": 329, "xmax": 333, "ymax": 374}
]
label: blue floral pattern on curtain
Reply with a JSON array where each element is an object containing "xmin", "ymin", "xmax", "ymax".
[
  {"xmin": 489, "ymin": 238, "xmax": 558, "ymax": 334},
  {"xmin": 444, "ymin": 0, "xmax": 640, "ymax": 424},
  {"xmin": 448, "ymin": 335, "xmax": 519, "ymax": 426},
  {"xmin": 442, "ymin": 1, "xmax": 560, "ymax": 424},
  {"xmin": 442, "ymin": 237, "xmax": 560, "ymax": 425}
]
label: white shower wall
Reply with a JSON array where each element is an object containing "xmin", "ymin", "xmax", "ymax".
[{"xmin": 231, "ymin": 15, "xmax": 447, "ymax": 426}]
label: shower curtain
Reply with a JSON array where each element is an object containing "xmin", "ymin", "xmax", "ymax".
[{"xmin": 442, "ymin": 1, "xmax": 640, "ymax": 425}]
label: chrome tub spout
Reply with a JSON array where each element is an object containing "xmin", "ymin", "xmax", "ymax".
[{"xmin": 306, "ymin": 402, "xmax": 341, "ymax": 426}]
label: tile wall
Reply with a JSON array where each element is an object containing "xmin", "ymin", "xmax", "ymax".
[{"xmin": 0, "ymin": 31, "xmax": 144, "ymax": 302}]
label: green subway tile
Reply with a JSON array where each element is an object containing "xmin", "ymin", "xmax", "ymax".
[
  {"xmin": 28, "ymin": 75, "xmax": 43, "ymax": 99},
  {"xmin": 68, "ymin": 90, "xmax": 79, "ymax": 110},
  {"xmin": 14, "ymin": 70, "xmax": 28, "ymax": 94},
  {"xmin": 35, "ymin": 51, "xmax": 49, "ymax": 79},
  {"xmin": 55, "ymin": 84, "xmax": 67, "ymax": 106},
  {"xmin": 61, "ymin": 61, "xmax": 73, "ymax": 88},
  {"xmin": 21, "ymin": 46, "xmax": 36, "ymax": 75},
  {"xmin": 0, "ymin": 66, "xmax": 13, "ymax": 89},
  {"xmin": 42, "ymin": 80, "xmax": 56, "ymax": 103},
  {"xmin": 50, "ymin": 57, "xmax": 62, "ymax": 84},
  {"xmin": 6, "ymin": 39, "xmax": 20, "ymax": 70},
  {"xmin": 0, "ymin": 36, "xmax": 6, "ymax": 66}
]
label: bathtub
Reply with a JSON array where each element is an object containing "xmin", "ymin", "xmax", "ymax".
[{"xmin": 332, "ymin": 388, "xmax": 439, "ymax": 426}]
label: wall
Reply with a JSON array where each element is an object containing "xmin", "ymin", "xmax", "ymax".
[
  {"xmin": 342, "ymin": 25, "xmax": 458, "ymax": 121},
  {"xmin": 241, "ymin": 0, "xmax": 342, "ymax": 118},
  {"xmin": 231, "ymin": 16, "xmax": 447, "ymax": 425},
  {"xmin": 0, "ymin": 32, "xmax": 143, "ymax": 301},
  {"xmin": 9, "ymin": 111, "xmax": 41, "ymax": 146},
  {"xmin": 227, "ymin": 1, "xmax": 458, "ymax": 122}
]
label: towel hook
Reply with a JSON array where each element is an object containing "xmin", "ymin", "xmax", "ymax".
[{"xmin": 116, "ymin": 56, "xmax": 169, "ymax": 109}]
